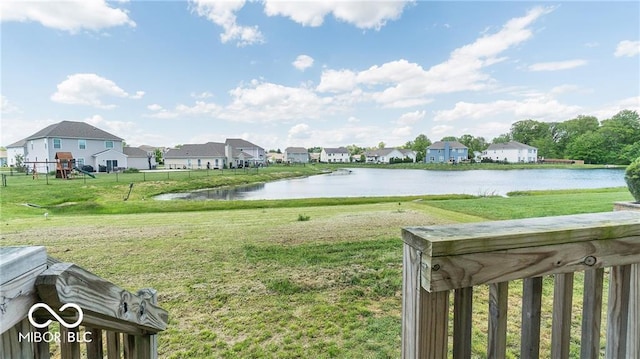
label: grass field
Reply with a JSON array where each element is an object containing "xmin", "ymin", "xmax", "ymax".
[{"xmin": 0, "ymin": 167, "xmax": 634, "ymax": 358}]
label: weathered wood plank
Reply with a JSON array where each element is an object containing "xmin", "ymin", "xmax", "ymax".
[
  {"xmin": 60, "ymin": 325, "xmax": 81, "ymax": 359},
  {"xmin": 0, "ymin": 246, "xmax": 47, "ymax": 285},
  {"xmin": 86, "ymin": 327, "xmax": 103, "ymax": 359},
  {"xmin": 453, "ymin": 287, "xmax": 472, "ymax": 359},
  {"xmin": 521, "ymin": 277, "xmax": 542, "ymax": 359},
  {"xmin": 34, "ymin": 326, "xmax": 51, "ymax": 359},
  {"xmin": 487, "ymin": 282, "xmax": 508, "ymax": 359},
  {"xmin": 606, "ymin": 265, "xmax": 631, "ymax": 359},
  {"xmin": 420, "ymin": 290, "xmax": 449, "ymax": 359},
  {"xmin": 551, "ymin": 273, "xmax": 573, "ymax": 359},
  {"xmin": 401, "ymin": 244, "xmax": 421, "ymax": 359},
  {"xmin": 580, "ymin": 268, "xmax": 604, "ymax": 359},
  {"xmin": 0, "ymin": 262, "xmax": 47, "ymax": 334},
  {"xmin": 628, "ymin": 263, "xmax": 639, "ymax": 358},
  {"xmin": 138, "ymin": 289, "xmax": 159, "ymax": 359},
  {"xmin": 106, "ymin": 331, "xmax": 121, "ymax": 359},
  {"xmin": 402, "ymin": 211, "xmax": 640, "ymax": 257},
  {"xmin": 426, "ymin": 236, "xmax": 639, "ymax": 292},
  {"xmin": 34, "ymin": 263, "xmax": 168, "ymax": 335}
]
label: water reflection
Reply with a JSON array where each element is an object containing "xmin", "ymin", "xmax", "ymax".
[{"xmin": 154, "ymin": 168, "xmax": 626, "ymax": 201}]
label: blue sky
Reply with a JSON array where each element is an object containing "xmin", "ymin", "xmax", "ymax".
[{"xmin": 1, "ymin": 1, "xmax": 639, "ymax": 151}]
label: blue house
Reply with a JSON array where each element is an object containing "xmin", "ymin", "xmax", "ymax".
[{"xmin": 425, "ymin": 141, "xmax": 469, "ymax": 164}]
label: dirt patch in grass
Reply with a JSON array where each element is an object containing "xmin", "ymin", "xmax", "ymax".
[{"xmin": 262, "ymin": 209, "xmax": 444, "ymax": 244}]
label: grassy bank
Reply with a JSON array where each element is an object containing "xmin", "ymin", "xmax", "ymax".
[{"xmin": 1, "ymin": 185, "xmax": 633, "ymax": 358}]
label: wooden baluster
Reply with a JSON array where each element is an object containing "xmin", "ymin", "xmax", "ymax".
[
  {"xmin": 580, "ymin": 268, "xmax": 604, "ymax": 359},
  {"xmin": 487, "ymin": 282, "xmax": 508, "ymax": 359},
  {"xmin": 521, "ymin": 277, "xmax": 542, "ymax": 359},
  {"xmin": 551, "ymin": 273, "xmax": 574, "ymax": 359},
  {"xmin": 453, "ymin": 287, "xmax": 473, "ymax": 358}
]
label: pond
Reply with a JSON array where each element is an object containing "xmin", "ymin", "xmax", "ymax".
[{"xmin": 154, "ymin": 168, "xmax": 627, "ymax": 201}]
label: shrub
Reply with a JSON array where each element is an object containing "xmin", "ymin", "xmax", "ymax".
[
  {"xmin": 625, "ymin": 157, "xmax": 640, "ymax": 202},
  {"xmin": 297, "ymin": 214, "xmax": 310, "ymax": 221}
]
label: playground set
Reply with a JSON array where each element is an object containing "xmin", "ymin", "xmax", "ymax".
[{"xmin": 24, "ymin": 152, "xmax": 95, "ymax": 180}]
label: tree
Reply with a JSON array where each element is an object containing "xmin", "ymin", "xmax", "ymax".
[
  {"xmin": 599, "ymin": 110, "xmax": 640, "ymax": 164},
  {"xmin": 154, "ymin": 148, "xmax": 164, "ymax": 165},
  {"xmin": 14, "ymin": 154, "xmax": 26, "ymax": 172},
  {"xmin": 440, "ymin": 136, "xmax": 458, "ymax": 142},
  {"xmin": 458, "ymin": 134, "xmax": 488, "ymax": 158},
  {"xmin": 377, "ymin": 141, "xmax": 386, "ymax": 149},
  {"xmin": 565, "ymin": 131, "xmax": 608, "ymax": 164},
  {"xmin": 491, "ymin": 133, "xmax": 511, "ymax": 144},
  {"xmin": 346, "ymin": 144, "xmax": 365, "ymax": 156},
  {"xmin": 404, "ymin": 134, "xmax": 431, "ymax": 162},
  {"xmin": 555, "ymin": 115, "xmax": 599, "ymax": 158},
  {"xmin": 510, "ymin": 119, "xmax": 551, "ymax": 145}
]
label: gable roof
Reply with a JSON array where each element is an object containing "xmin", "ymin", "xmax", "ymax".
[
  {"xmin": 428, "ymin": 141, "xmax": 468, "ymax": 150},
  {"xmin": 486, "ymin": 141, "xmax": 537, "ymax": 151},
  {"xmin": 285, "ymin": 147, "xmax": 308, "ymax": 154},
  {"xmin": 323, "ymin": 147, "xmax": 349, "ymax": 154},
  {"xmin": 7, "ymin": 139, "xmax": 26, "ymax": 148},
  {"xmin": 365, "ymin": 148, "xmax": 396, "ymax": 157},
  {"xmin": 164, "ymin": 142, "xmax": 226, "ymax": 158},
  {"xmin": 24, "ymin": 121, "xmax": 123, "ymax": 141},
  {"xmin": 123, "ymin": 146, "xmax": 152, "ymax": 158},
  {"xmin": 226, "ymin": 138, "xmax": 263, "ymax": 150}
]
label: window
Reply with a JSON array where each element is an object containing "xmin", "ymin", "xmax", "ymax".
[
  {"xmin": 76, "ymin": 158, "xmax": 85, "ymax": 167},
  {"xmin": 53, "ymin": 138, "xmax": 61, "ymax": 149},
  {"xmin": 105, "ymin": 141, "xmax": 114, "ymax": 149},
  {"xmin": 78, "ymin": 139, "xmax": 86, "ymax": 150}
]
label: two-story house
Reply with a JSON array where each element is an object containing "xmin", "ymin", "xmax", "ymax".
[
  {"xmin": 164, "ymin": 139, "xmax": 266, "ymax": 169},
  {"xmin": 20, "ymin": 121, "xmax": 126, "ymax": 173},
  {"xmin": 320, "ymin": 147, "xmax": 350, "ymax": 163},
  {"xmin": 426, "ymin": 141, "xmax": 469, "ymax": 164},
  {"xmin": 483, "ymin": 141, "xmax": 538, "ymax": 163},
  {"xmin": 284, "ymin": 147, "xmax": 309, "ymax": 164}
]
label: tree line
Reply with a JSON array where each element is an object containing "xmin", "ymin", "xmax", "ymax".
[{"xmin": 400, "ymin": 109, "xmax": 639, "ymax": 164}]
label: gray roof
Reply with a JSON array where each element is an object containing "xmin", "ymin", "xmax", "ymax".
[
  {"xmin": 323, "ymin": 147, "xmax": 349, "ymax": 154},
  {"xmin": 225, "ymin": 138, "xmax": 263, "ymax": 150},
  {"xmin": 365, "ymin": 148, "xmax": 395, "ymax": 157},
  {"xmin": 24, "ymin": 121, "xmax": 123, "ymax": 141},
  {"xmin": 165, "ymin": 142, "xmax": 226, "ymax": 158},
  {"xmin": 486, "ymin": 141, "xmax": 537, "ymax": 151},
  {"xmin": 285, "ymin": 147, "xmax": 308, "ymax": 154},
  {"xmin": 7, "ymin": 139, "xmax": 26, "ymax": 148},
  {"xmin": 123, "ymin": 146, "xmax": 152, "ymax": 158},
  {"xmin": 428, "ymin": 141, "xmax": 468, "ymax": 150}
]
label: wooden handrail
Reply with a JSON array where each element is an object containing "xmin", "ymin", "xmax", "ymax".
[{"xmin": 401, "ymin": 211, "xmax": 640, "ymax": 358}]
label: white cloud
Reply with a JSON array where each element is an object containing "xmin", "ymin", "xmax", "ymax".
[
  {"xmin": 314, "ymin": 6, "xmax": 553, "ymax": 108},
  {"xmin": 433, "ymin": 96, "xmax": 582, "ymax": 124},
  {"xmin": 528, "ymin": 59, "xmax": 587, "ymax": 71},
  {"xmin": 396, "ymin": 110, "xmax": 425, "ymax": 126},
  {"xmin": 51, "ymin": 73, "xmax": 144, "ymax": 109},
  {"xmin": 614, "ymin": 40, "xmax": 640, "ymax": 57},
  {"xmin": 317, "ymin": 69, "xmax": 358, "ymax": 93},
  {"xmin": 588, "ymin": 96, "xmax": 640, "ymax": 120},
  {"xmin": 0, "ymin": 0, "xmax": 135, "ymax": 33},
  {"xmin": 293, "ymin": 55, "xmax": 314, "ymax": 71},
  {"xmin": 191, "ymin": 91, "xmax": 214, "ymax": 99},
  {"xmin": 287, "ymin": 123, "xmax": 312, "ymax": 139},
  {"xmin": 147, "ymin": 104, "xmax": 163, "ymax": 111},
  {"xmin": 263, "ymin": 1, "xmax": 413, "ymax": 30},
  {"xmin": 431, "ymin": 125, "xmax": 454, "ymax": 136},
  {"xmin": 189, "ymin": 0, "xmax": 264, "ymax": 46},
  {"xmin": 1, "ymin": 95, "xmax": 20, "ymax": 114}
]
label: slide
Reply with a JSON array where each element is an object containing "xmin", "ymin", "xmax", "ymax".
[{"xmin": 74, "ymin": 167, "xmax": 96, "ymax": 178}]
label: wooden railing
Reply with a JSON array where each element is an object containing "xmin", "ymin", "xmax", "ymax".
[
  {"xmin": 1, "ymin": 247, "xmax": 168, "ymax": 359},
  {"xmin": 401, "ymin": 211, "xmax": 640, "ymax": 358}
]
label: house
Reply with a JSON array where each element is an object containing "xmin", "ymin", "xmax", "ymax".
[
  {"xmin": 123, "ymin": 146, "xmax": 157, "ymax": 170},
  {"xmin": 225, "ymin": 138, "xmax": 266, "ymax": 167},
  {"xmin": 164, "ymin": 142, "xmax": 227, "ymax": 169},
  {"xmin": 320, "ymin": 147, "xmax": 350, "ymax": 163},
  {"xmin": 364, "ymin": 148, "xmax": 417, "ymax": 163},
  {"xmin": 0, "ymin": 148, "xmax": 6, "ymax": 167},
  {"xmin": 6, "ymin": 139, "xmax": 26, "ymax": 168},
  {"xmin": 426, "ymin": 141, "xmax": 469, "ymax": 164},
  {"xmin": 284, "ymin": 147, "xmax": 309, "ymax": 163},
  {"xmin": 267, "ymin": 152, "xmax": 284, "ymax": 164},
  {"xmin": 19, "ymin": 121, "xmax": 125, "ymax": 173},
  {"xmin": 482, "ymin": 141, "xmax": 538, "ymax": 163},
  {"xmin": 164, "ymin": 139, "xmax": 266, "ymax": 169}
]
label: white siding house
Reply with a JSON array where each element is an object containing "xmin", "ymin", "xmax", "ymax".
[
  {"xmin": 320, "ymin": 147, "xmax": 350, "ymax": 163},
  {"xmin": 20, "ymin": 121, "xmax": 125, "ymax": 173},
  {"xmin": 6, "ymin": 140, "xmax": 26, "ymax": 168},
  {"xmin": 164, "ymin": 139, "xmax": 266, "ymax": 169},
  {"xmin": 284, "ymin": 147, "xmax": 309, "ymax": 163},
  {"xmin": 482, "ymin": 141, "xmax": 538, "ymax": 163},
  {"xmin": 364, "ymin": 148, "xmax": 417, "ymax": 163},
  {"xmin": 123, "ymin": 146, "xmax": 157, "ymax": 170}
]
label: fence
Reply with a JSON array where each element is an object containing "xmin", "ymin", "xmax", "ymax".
[
  {"xmin": 401, "ymin": 211, "xmax": 640, "ymax": 358},
  {"xmin": 0, "ymin": 246, "xmax": 169, "ymax": 359}
]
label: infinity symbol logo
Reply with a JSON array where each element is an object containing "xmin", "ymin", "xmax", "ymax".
[{"xmin": 28, "ymin": 303, "xmax": 84, "ymax": 329}]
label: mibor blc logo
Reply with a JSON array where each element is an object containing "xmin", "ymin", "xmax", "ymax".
[{"xmin": 19, "ymin": 303, "xmax": 92, "ymax": 343}]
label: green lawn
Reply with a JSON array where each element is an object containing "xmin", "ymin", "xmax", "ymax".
[{"xmin": 0, "ymin": 168, "xmax": 633, "ymax": 358}]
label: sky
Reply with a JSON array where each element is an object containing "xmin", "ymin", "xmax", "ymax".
[{"xmin": 1, "ymin": 1, "xmax": 639, "ymax": 151}]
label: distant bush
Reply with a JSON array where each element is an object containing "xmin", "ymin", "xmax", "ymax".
[
  {"xmin": 297, "ymin": 214, "xmax": 311, "ymax": 221},
  {"xmin": 625, "ymin": 157, "xmax": 640, "ymax": 202},
  {"xmin": 124, "ymin": 168, "xmax": 140, "ymax": 173}
]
